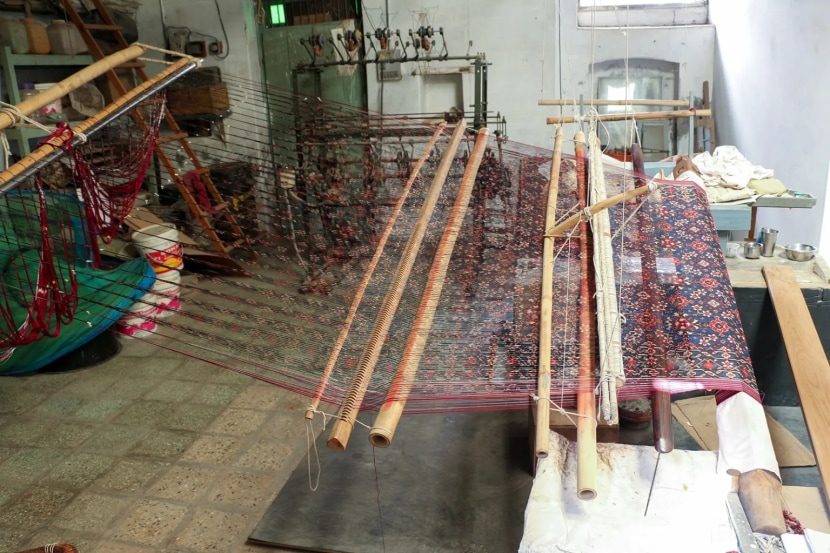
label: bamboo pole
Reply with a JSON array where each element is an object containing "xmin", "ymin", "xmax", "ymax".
[
  {"xmin": 574, "ymin": 130, "xmax": 598, "ymax": 501},
  {"xmin": 304, "ymin": 122, "xmax": 447, "ymax": 421},
  {"xmin": 548, "ymin": 183, "xmax": 659, "ymax": 238},
  {"xmin": 0, "ymin": 44, "xmax": 147, "ymax": 132},
  {"xmin": 588, "ymin": 132, "xmax": 623, "ymax": 427},
  {"xmin": 327, "ymin": 120, "xmax": 467, "ymax": 451},
  {"xmin": 368, "ymin": 127, "xmax": 490, "ymax": 448},
  {"xmin": 539, "ymin": 98, "xmax": 689, "ymax": 107},
  {"xmin": 546, "ymin": 109, "xmax": 710, "ymax": 125},
  {"xmin": 0, "ymin": 56, "xmax": 192, "ymax": 187},
  {"xmin": 534, "ymin": 126, "xmax": 565, "ymax": 465}
]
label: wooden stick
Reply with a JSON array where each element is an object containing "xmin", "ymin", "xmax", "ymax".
[
  {"xmin": 368, "ymin": 127, "xmax": 490, "ymax": 448},
  {"xmin": 546, "ymin": 109, "xmax": 711, "ymax": 125},
  {"xmin": 574, "ymin": 130, "xmax": 598, "ymax": 501},
  {"xmin": 534, "ymin": 126, "xmax": 565, "ymax": 465},
  {"xmin": 0, "ymin": 56, "xmax": 192, "ymax": 186},
  {"xmin": 539, "ymin": 98, "xmax": 689, "ymax": 107},
  {"xmin": 304, "ymin": 122, "xmax": 447, "ymax": 421},
  {"xmin": 0, "ymin": 44, "xmax": 146, "ymax": 131},
  {"xmin": 763, "ymin": 265, "xmax": 830, "ymax": 501},
  {"xmin": 327, "ymin": 120, "xmax": 467, "ymax": 451},
  {"xmin": 549, "ymin": 183, "xmax": 658, "ymax": 237}
]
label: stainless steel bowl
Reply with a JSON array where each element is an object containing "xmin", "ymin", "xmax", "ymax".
[
  {"xmin": 783, "ymin": 243, "xmax": 816, "ymax": 262},
  {"xmin": 744, "ymin": 242, "xmax": 761, "ymax": 259}
]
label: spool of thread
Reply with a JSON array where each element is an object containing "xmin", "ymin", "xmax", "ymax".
[
  {"xmin": 116, "ymin": 291, "xmax": 159, "ymax": 338},
  {"xmin": 132, "ymin": 223, "xmax": 183, "ymax": 274},
  {"xmin": 152, "ymin": 270, "xmax": 181, "ymax": 318}
]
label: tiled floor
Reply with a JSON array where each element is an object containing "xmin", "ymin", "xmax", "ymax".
[{"xmin": 0, "ymin": 335, "xmax": 315, "ymax": 553}]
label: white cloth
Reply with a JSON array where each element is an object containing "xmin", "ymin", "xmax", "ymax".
[
  {"xmin": 519, "ymin": 432, "xmax": 737, "ymax": 553},
  {"xmin": 692, "ymin": 146, "xmax": 774, "ymax": 189},
  {"xmin": 520, "ymin": 392, "xmax": 782, "ymax": 553},
  {"xmin": 716, "ymin": 391, "xmax": 781, "ymax": 479}
]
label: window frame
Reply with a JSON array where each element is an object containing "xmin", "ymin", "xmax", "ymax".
[{"xmin": 577, "ymin": 0, "xmax": 709, "ymax": 28}]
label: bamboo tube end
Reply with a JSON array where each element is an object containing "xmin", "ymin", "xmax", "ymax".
[
  {"xmin": 577, "ymin": 488, "xmax": 597, "ymax": 501},
  {"xmin": 327, "ymin": 420, "xmax": 353, "ymax": 450},
  {"xmin": 368, "ymin": 428, "xmax": 392, "ymax": 448},
  {"xmin": 303, "ymin": 409, "xmax": 315, "ymax": 421}
]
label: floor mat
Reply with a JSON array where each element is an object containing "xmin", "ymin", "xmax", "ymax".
[{"xmin": 249, "ymin": 409, "xmax": 533, "ymax": 553}]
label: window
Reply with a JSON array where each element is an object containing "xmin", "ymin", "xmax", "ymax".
[
  {"xmin": 578, "ymin": 0, "xmax": 708, "ymax": 27},
  {"xmin": 268, "ymin": 3, "xmax": 287, "ymax": 27}
]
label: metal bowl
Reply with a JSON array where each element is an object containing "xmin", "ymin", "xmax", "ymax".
[{"xmin": 783, "ymin": 243, "xmax": 816, "ymax": 262}]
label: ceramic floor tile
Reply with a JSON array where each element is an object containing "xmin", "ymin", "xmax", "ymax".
[
  {"xmin": 172, "ymin": 359, "xmax": 224, "ymax": 381},
  {"xmin": 180, "ymin": 435, "xmax": 242, "ymax": 464},
  {"xmin": 0, "ymin": 419, "xmax": 50, "ymax": 446},
  {"xmin": 106, "ymin": 376, "xmax": 166, "ymax": 400},
  {"xmin": 190, "ymin": 383, "xmax": 242, "ymax": 406},
  {"xmin": 147, "ymin": 464, "xmax": 220, "ymax": 502},
  {"xmin": 0, "ymin": 485, "xmax": 22, "ymax": 509},
  {"xmin": 103, "ymin": 356, "xmax": 184, "ymax": 378},
  {"xmin": 0, "ymin": 445, "xmax": 15, "ymax": 464},
  {"xmin": 0, "ymin": 525, "xmax": 28, "ymax": 552},
  {"xmin": 61, "ymin": 375, "xmax": 119, "ymax": 398},
  {"xmin": 52, "ymin": 491, "xmax": 132, "ymax": 532},
  {"xmin": 112, "ymin": 499, "xmax": 189, "ymax": 547},
  {"xmin": 130, "ymin": 429, "xmax": 197, "ymax": 459},
  {"xmin": 259, "ymin": 413, "xmax": 309, "ymax": 441},
  {"xmin": 31, "ymin": 396, "xmax": 85, "ymax": 417},
  {"xmin": 0, "ymin": 487, "xmax": 76, "ymax": 529},
  {"xmin": 0, "ymin": 389, "xmax": 49, "ymax": 415},
  {"xmin": 80, "ymin": 424, "xmax": 150, "ymax": 454},
  {"xmin": 1, "ymin": 448, "xmax": 67, "ymax": 484},
  {"xmin": 171, "ymin": 508, "xmax": 249, "ymax": 552},
  {"xmin": 206, "ymin": 368, "xmax": 252, "ymax": 385},
  {"xmin": 43, "ymin": 453, "xmax": 115, "ymax": 489},
  {"xmin": 73, "ymin": 397, "xmax": 132, "ymax": 422},
  {"xmin": 93, "ymin": 459, "xmax": 171, "ymax": 493},
  {"xmin": 229, "ymin": 385, "xmax": 291, "ymax": 411},
  {"xmin": 91, "ymin": 542, "xmax": 157, "ymax": 553},
  {"xmin": 233, "ymin": 440, "xmax": 295, "ymax": 472},
  {"xmin": 36, "ymin": 421, "xmax": 98, "ymax": 449},
  {"xmin": 159, "ymin": 403, "xmax": 225, "ymax": 432},
  {"xmin": 207, "ymin": 408, "xmax": 268, "ymax": 436},
  {"xmin": 145, "ymin": 380, "xmax": 201, "ymax": 403},
  {"xmin": 207, "ymin": 471, "xmax": 278, "ymax": 509},
  {"xmin": 112, "ymin": 400, "xmax": 177, "ymax": 427},
  {"xmin": 21, "ymin": 372, "xmax": 79, "ymax": 393}
]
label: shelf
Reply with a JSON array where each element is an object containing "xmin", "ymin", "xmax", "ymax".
[{"xmin": 6, "ymin": 52, "xmax": 94, "ymax": 66}]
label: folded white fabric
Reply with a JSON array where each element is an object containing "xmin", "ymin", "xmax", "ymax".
[{"xmin": 692, "ymin": 146, "xmax": 774, "ymax": 189}]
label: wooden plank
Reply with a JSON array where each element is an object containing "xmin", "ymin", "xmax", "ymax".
[
  {"xmin": 672, "ymin": 395, "xmax": 816, "ymax": 467},
  {"xmin": 763, "ymin": 265, "xmax": 830, "ymax": 498},
  {"xmin": 782, "ymin": 486, "xmax": 830, "ymax": 533}
]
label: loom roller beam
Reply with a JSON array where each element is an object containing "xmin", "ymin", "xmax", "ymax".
[
  {"xmin": 327, "ymin": 120, "xmax": 467, "ymax": 451},
  {"xmin": 369, "ymin": 127, "xmax": 490, "ymax": 448}
]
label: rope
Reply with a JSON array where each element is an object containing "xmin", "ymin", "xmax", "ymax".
[
  {"xmin": 133, "ymin": 42, "xmax": 203, "ymax": 66},
  {"xmin": 531, "ymin": 394, "xmax": 598, "ymax": 429}
]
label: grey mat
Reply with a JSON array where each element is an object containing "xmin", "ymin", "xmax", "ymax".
[{"xmin": 249, "ymin": 409, "xmax": 533, "ymax": 553}]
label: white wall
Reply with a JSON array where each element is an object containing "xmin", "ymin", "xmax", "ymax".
[
  {"xmin": 362, "ymin": 0, "xmax": 714, "ymax": 151},
  {"xmin": 136, "ymin": 0, "xmax": 261, "ymax": 83},
  {"xmin": 710, "ymin": 0, "xmax": 830, "ymax": 254}
]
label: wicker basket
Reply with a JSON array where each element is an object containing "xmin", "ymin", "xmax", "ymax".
[{"xmin": 167, "ymin": 83, "xmax": 230, "ymax": 116}]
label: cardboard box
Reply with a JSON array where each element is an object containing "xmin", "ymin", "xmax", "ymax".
[{"xmin": 167, "ymin": 83, "xmax": 230, "ymax": 116}]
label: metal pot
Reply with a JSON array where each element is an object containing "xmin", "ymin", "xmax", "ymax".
[{"xmin": 744, "ymin": 242, "xmax": 761, "ymax": 259}]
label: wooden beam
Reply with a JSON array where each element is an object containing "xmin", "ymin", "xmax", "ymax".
[
  {"xmin": 539, "ymin": 98, "xmax": 689, "ymax": 107},
  {"xmin": 546, "ymin": 109, "xmax": 711, "ymax": 125},
  {"xmin": 763, "ymin": 265, "xmax": 830, "ymax": 499}
]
